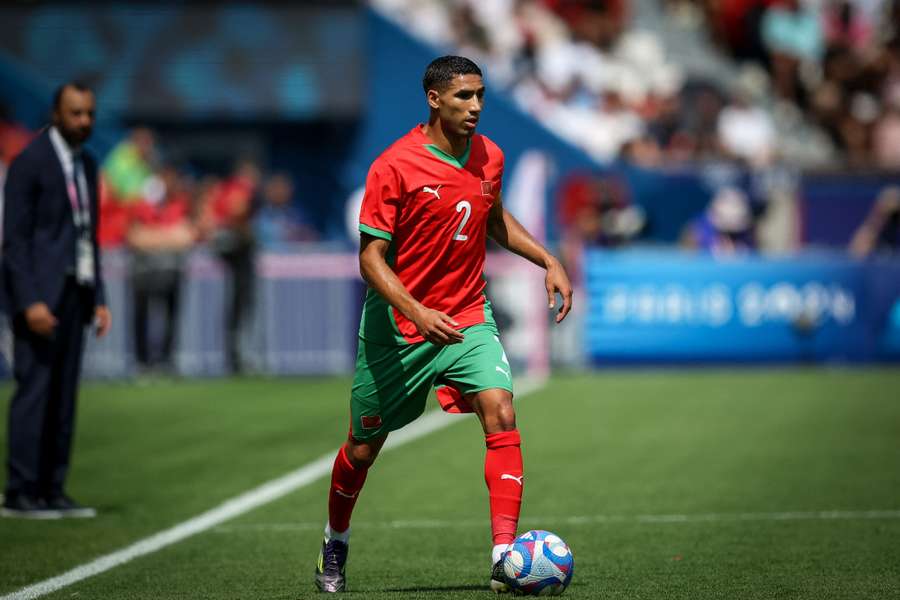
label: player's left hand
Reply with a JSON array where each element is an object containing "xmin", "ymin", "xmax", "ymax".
[
  {"xmin": 545, "ymin": 259, "xmax": 573, "ymax": 323},
  {"xmin": 94, "ymin": 305, "xmax": 112, "ymax": 338}
]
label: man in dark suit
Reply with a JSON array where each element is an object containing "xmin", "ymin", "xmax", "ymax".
[{"xmin": 1, "ymin": 82, "xmax": 111, "ymax": 519}]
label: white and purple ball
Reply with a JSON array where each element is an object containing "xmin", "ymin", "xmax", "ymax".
[{"xmin": 502, "ymin": 530, "xmax": 574, "ymax": 596}]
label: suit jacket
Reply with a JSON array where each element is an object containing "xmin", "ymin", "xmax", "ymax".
[{"xmin": 2, "ymin": 128, "xmax": 106, "ymax": 319}]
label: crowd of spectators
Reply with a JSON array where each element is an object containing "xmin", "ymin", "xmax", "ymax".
[
  {"xmin": 0, "ymin": 119, "xmax": 320, "ymax": 375},
  {"xmin": 376, "ymin": 0, "xmax": 702, "ymax": 164},
  {"xmin": 694, "ymin": 0, "xmax": 900, "ymax": 169},
  {"xmin": 372, "ymin": 0, "xmax": 900, "ymax": 275},
  {"xmin": 375, "ymin": 0, "xmax": 900, "ymax": 170},
  {"xmin": 97, "ymin": 128, "xmax": 319, "ymax": 252},
  {"xmin": 99, "ymin": 128, "xmax": 319, "ymax": 374},
  {"xmin": 553, "ymin": 166, "xmax": 898, "ymax": 273}
]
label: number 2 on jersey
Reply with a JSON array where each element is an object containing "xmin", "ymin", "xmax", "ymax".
[{"xmin": 453, "ymin": 200, "xmax": 471, "ymax": 241}]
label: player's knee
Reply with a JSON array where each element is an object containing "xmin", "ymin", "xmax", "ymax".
[
  {"xmin": 495, "ymin": 402, "xmax": 517, "ymax": 431},
  {"xmin": 477, "ymin": 389, "xmax": 516, "ymax": 432},
  {"xmin": 347, "ymin": 444, "xmax": 377, "ymax": 468},
  {"xmin": 346, "ymin": 436, "xmax": 384, "ymax": 468}
]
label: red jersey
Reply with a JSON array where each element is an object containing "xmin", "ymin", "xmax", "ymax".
[
  {"xmin": 358, "ymin": 125, "xmax": 504, "ymax": 345},
  {"xmin": 131, "ymin": 194, "xmax": 190, "ymax": 227},
  {"xmin": 207, "ymin": 176, "xmax": 256, "ymax": 227}
]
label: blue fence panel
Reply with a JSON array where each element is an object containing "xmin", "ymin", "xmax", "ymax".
[
  {"xmin": 585, "ymin": 250, "xmax": 900, "ymax": 363},
  {"xmin": 74, "ymin": 248, "xmax": 360, "ymax": 378}
]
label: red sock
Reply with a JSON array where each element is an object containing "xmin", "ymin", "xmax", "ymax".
[
  {"xmin": 327, "ymin": 443, "xmax": 369, "ymax": 533},
  {"xmin": 484, "ymin": 429, "xmax": 523, "ymax": 546}
]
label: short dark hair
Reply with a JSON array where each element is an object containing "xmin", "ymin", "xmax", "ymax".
[
  {"xmin": 52, "ymin": 81, "xmax": 93, "ymax": 110},
  {"xmin": 422, "ymin": 56, "xmax": 482, "ymax": 94}
]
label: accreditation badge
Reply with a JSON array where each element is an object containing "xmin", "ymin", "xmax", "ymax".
[{"xmin": 76, "ymin": 236, "xmax": 95, "ymax": 286}]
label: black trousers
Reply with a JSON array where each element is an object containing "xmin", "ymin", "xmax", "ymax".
[
  {"xmin": 5, "ymin": 279, "xmax": 91, "ymax": 497},
  {"xmin": 219, "ymin": 245, "xmax": 254, "ymax": 372},
  {"xmin": 133, "ymin": 278, "xmax": 180, "ymax": 368}
]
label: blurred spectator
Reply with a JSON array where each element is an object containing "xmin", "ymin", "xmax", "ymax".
[
  {"xmin": 646, "ymin": 90, "xmax": 694, "ymax": 161},
  {"xmin": 704, "ymin": 0, "xmax": 770, "ymax": 64},
  {"xmin": 717, "ymin": 75, "xmax": 777, "ymax": 166},
  {"xmin": 557, "ymin": 173, "xmax": 643, "ymax": 281},
  {"xmin": 761, "ymin": 0, "xmax": 824, "ymax": 104},
  {"xmin": 681, "ymin": 187, "xmax": 757, "ymax": 254},
  {"xmin": 126, "ymin": 165, "xmax": 196, "ymax": 374},
  {"xmin": 0, "ymin": 109, "xmax": 33, "ymax": 247},
  {"xmin": 553, "ymin": 170, "xmax": 642, "ymax": 368},
  {"xmin": 849, "ymin": 185, "xmax": 900, "ymax": 256},
  {"xmin": 0, "ymin": 105, "xmax": 33, "ymax": 167},
  {"xmin": 100, "ymin": 127, "xmax": 160, "ymax": 248},
  {"xmin": 97, "ymin": 179, "xmax": 131, "ymax": 247},
  {"xmin": 254, "ymin": 173, "xmax": 318, "ymax": 250},
  {"xmin": 102, "ymin": 127, "xmax": 157, "ymax": 203},
  {"xmin": 544, "ymin": 0, "xmax": 630, "ymax": 51},
  {"xmin": 199, "ymin": 159, "xmax": 260, "ymax": 374},
  {"xmin": 872, "ymin": 89, "xmax": 900, "ymax": 169},
  {"xmin": 619, "ymin": 132, "xmax": 664, "ymax": 168},
  {"xmin": 822, "ymin": 0, "xmax": 877, "ymax": 52},
  {"xmin": 674, "ymin": 79, "xmax": 728, "ymax": 160}
]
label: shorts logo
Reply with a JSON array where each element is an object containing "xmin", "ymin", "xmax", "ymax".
[
  {"xmin": 361, "ymin": 414, "xmax": 383, "ymax": 429},
  {"xmin": 481, "ymin": 181, "xmax": 493, "ymax": 196}
]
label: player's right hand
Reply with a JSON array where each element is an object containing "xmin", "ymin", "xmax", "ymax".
[
  {"xmin": 412, "ymin": 307, "xmax": 465, "ymax": 345},
  {"xmin": 25, "ymin": 302, "xmax": 58, "ymax": 337}
]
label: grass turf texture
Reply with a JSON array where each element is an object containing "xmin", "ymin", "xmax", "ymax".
[{"xmin": 0, "ymin": 368, "xmax": 898, "ymax": 599}]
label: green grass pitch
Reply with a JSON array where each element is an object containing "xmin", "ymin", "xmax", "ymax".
[{"xmin": 1, "ymin": 368, "xmax": 899, "ymax": 599}]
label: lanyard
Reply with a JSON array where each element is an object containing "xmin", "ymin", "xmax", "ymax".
[
  {"xmin": 49, "ymin": 128, "xmax": 91, "ymax": 234},
  {"xmin": 67, "ymin": 156, "xmax": 91, "ymax": 233}
]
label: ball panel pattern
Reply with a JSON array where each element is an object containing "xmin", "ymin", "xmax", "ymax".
[{"xmin": 502, "ymin": 530, "xmax": 574, "ymax": 596}]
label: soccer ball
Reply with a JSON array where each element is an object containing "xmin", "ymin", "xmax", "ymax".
[{"xmin": 502, "ymin": 530, "xmax": 574, "ymax": 596}]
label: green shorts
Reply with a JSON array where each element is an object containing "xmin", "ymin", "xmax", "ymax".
[{"xmin": 350, "ymin": 322, "xmax": 513, "ymax": 439}]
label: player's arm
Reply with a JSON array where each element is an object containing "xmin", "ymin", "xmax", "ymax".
[
  {"xmin": 486, "ymin": 194, "xmax": 573, "ymax": 323},
  {"xmin": 849, "ymin": 189, "xmax": 900, "ymax": 258},
  {"xmin": 358, "ymin": 234, "xmax": 465, "ymax": 345}
]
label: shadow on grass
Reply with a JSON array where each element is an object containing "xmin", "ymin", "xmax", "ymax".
[{"xmin": 380, "ymin": 584, "xmax": 487, "ymax": 593}]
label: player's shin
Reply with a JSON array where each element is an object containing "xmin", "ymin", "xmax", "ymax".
[
  {"xmin": 326, "ymin": 443, "xmax": 370, "ymax": 540},
  {"xmin": 484, "ymin": 429, "xmax": 523, "ymax": 559}
]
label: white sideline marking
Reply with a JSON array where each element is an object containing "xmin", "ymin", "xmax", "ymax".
[
  {"xmin": 211, "ymin": 509, "xmax": 900, "ymax": 534},
  {"xmin": 1, "ymin": 379, "xmax": 544, "ymax": 600}
]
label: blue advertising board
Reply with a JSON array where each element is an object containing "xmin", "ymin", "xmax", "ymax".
[{"xmin": 585, "ymin": 250, "xmax": 900, "ymax": 363}]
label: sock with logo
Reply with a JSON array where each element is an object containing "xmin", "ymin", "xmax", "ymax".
[
  {"xmin": 326, "ymin": 443, "xmax": 369, "ymax": 537},
  {"xmin": 484, "ymin": 429, "xmax": 523, "ymax": 548}
]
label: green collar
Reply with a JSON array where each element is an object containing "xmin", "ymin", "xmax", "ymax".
[{"xmin": 424, "ymin": 139, "xmax": 471, "ymax": 168}]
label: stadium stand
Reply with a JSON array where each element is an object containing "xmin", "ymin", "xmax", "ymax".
[{"xmin": 374, "ymin": 0, "xmax": 900, "ymax": 170}]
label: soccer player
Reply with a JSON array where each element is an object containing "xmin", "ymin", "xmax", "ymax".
[{"xmin": 314, "ymin": 56, "xmax": 573, "ymax": 593}]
